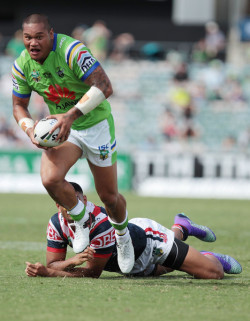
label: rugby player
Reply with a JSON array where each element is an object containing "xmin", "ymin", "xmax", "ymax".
[
  {"xmin": 25, "ymin": 182, "xmax": 242, "ymax": 279},
  {"xmin": 12, "ymin": 14, "xmax": 134, "ymax": 273}
]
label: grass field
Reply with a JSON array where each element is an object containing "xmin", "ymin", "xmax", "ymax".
[{"xmin": 0, "ymin": 192, "xmax": 249, "ymax": 321}]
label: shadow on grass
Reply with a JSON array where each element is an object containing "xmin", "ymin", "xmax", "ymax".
[{"xmin": 98, "ymin": 274, "xmax": 248, "ymax": 288}]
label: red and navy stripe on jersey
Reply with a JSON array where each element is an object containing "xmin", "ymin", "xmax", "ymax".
[
  {"xmin": 46, "ymin": 202, "xmax": 161, "ymax": 273},
  {"xmin": 47, "ymin": 202, "xmax": 116, "ymax": 259}
]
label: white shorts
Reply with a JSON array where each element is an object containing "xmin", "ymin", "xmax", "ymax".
[
  {"xmin": 129, "ymin": 218, "xmax": 175, "ymax": 276},
  {"xmin": 68, "ymin": 115, "xmax": 117, "ymax": 167}
]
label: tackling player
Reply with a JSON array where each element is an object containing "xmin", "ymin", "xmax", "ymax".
[
  {"xmin": 12, "ymin": 14, "xmax": 133, "ymax": 273},
  {"xmin": 25, "ymin": 182, "xmax": 242, "ymax": 279}
]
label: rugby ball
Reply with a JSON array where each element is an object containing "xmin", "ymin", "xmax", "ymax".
[{"xmin": 34, "ymin": 118, "xmax": 61, "ymax": 147}]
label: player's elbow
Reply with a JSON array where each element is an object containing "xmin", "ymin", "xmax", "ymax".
[{"xmin": 105, "ymin": 83, "xmax": 113, "ymax": 98}]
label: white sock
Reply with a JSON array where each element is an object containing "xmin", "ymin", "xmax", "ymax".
[
  {"xmin": 108, "ymin": 210, "xmax": 128, "ymax": 236},
  {"xmin": 68, "ymin": 199, "xmax": 87, "ymax": 222},
  {"xmin": 115, "ymin": 229, "xmax": 130, "ymax": 242}
]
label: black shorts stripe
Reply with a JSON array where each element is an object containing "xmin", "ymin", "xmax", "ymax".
[{"xmin": 162, "ymin": 238, "xmax": 189, "ymax": 270}]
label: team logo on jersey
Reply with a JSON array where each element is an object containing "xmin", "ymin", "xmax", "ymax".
[
  {"xmin": 56, "ymin": 66, "xmax": 65, "ymax": 78},
  {"xmin": 30, "ymin": 69, "xmax": 41, "ymax": 82},
  {"xmin": 44, "ymin": 84, "xmax": 76, "ymax": 104},
  {"xmin": 152, "ymin": 247, "xmax": 164, "ymax": 257},
  {"xmin": 47, "ymin": 222, "xmax": 62, "ymax": 241},
  {"xmin": 12, "ymin": 75, "xmax": 19, "ymax": 90},
  {"xmin": 83, "ymin": 213, "xmax": 96, "ymax": 230},
  {"xmin": 43, "ymin": 72, "xmax": 52, "ymax": 79},
  {"xmin": 91, "ymin": 229, "xmax": 116, "ymax": 249},
  {"xmin": 77, "ymin": 50, "xmax": 96, "ymax": 73}
]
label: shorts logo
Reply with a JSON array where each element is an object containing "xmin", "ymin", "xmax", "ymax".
[
  {"xmin": 12, "ymin": 75, "xmax": 19, "ymax": 90},
  {"xmin": 77, "ymin": 50, "xmax": 96, "ymax": 73},
  {"xmin": 99, "ymin": 144, "xmax": 109, "ymax": 160}
]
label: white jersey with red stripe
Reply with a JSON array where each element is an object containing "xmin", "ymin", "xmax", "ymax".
[{"xmin": 128, "ymin": 218, "xmax": 175, "ymax": 276}]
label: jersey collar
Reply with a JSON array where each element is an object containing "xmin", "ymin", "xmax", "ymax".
[{"xmin": 52, "ymin": 33, "xmax": 57, "ymax": 51}]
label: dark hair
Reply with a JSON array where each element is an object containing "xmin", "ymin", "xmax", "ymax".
[
  {"xmin": 22, "ymin": 13, "xmax": 52, "ymax": 31},
  {"xmin": 69, "ymin": 182, "xmax": 83, "ymax": 194}
]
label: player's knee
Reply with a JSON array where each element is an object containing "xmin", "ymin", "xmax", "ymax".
[
  {"xmin": 41, "ymin": 173, "xmax": 62, "ymax": 190},
  {"xmin": 211, "ymin": 267, "xmax": 224, "ymax": 279},
  {"xmin": 98, "ymin": 190, "xmax": 118, "ymax": 209},
  {"xmin": 203, "ymin": 266, "xmax": 224, "ymax": 279}
]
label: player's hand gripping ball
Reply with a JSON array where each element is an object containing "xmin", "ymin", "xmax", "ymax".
[{"xmin": 34, "ymin": 118, "xmax": 62, "ymax": 147}]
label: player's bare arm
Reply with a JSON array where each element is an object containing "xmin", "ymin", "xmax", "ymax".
[
  {"xmin": 13, "ymin": 94, "xmax": 45, "ymax": 148},
  {"xmin": 47, "ymin": 65, "xmax": 113, "ymax": 141},
  {"xmin": 83, "ymin": 64, "xmax": 113, "ymax": 98},
  {"xmin": 26, "ymin": 247, "xmax": 108, "ymax": 278},
  {"xmin": 46, "ymin": 247, "xmax": 95, "ymax": 271}
]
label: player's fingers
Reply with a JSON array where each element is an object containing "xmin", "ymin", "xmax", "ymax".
[
  {"xmin": 25, "ymin": 266, "xmax": 37, "ymax": 277},
  {"xmin": 65, "ymin": 130, "xmax": 71, "ymax": 141},
  {"xmin": 46, "ymin": 115, "xmax": 55, "ymax": 120},
  {"xmin": 88, "ymin": 246, "xmax": 96, "ymax": 253},
  {"xmin": 49, "ymin": 123, "xmax": 60, "ymax": 135}
]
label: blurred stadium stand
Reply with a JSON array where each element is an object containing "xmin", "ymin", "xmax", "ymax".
[{"xmin": 2, "ymin": 0, "xmax": 250, "ymax": 196}]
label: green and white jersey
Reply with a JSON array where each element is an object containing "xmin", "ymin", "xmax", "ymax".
[{"xmin": 12, "ymin": 33, "xmax": 111, "ymax": 130}]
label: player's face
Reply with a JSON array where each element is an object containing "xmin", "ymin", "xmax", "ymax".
[{"xmin": 23, "ymin": 22, "xmax": 54, "ymax": 64}]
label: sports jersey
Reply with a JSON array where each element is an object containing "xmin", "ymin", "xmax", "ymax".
[
  {"xmin": 47, "ymin": 202, "xmax": 175, "ymax": 276},
  {"xmin": 12, "ymin": 33, "xmax": 111, "ymax": 130},
  {"xmin": 47, "ymin": 201, "xmax": 115, "ymax": 259}
]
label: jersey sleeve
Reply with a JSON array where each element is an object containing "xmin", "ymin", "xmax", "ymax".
[
  {"xmin": 47, "ymin": 214, "xmax": 68, "ymax": 253},
  {"xmin": 64, "ymin": 39, "xmax": 100, "ymax": 82},
  {"xmin": 12, "ymin": 60, "xmax": 32, "ymax": 98}
]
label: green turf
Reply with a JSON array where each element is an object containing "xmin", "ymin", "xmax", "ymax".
[{"xmin": 0, "ymin": 192, "xmax": 249, "ymax": 321}]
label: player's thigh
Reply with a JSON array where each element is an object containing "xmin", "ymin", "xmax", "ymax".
[
  {"xmin": 88, "ymin": 160, "xmax": 118, "ymax": 195},
  {"xmin": 41, "ymin": 142, "xmax": 82, "ymax": 179}
]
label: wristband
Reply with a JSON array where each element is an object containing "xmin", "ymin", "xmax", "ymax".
[
  {"xmin": 18, "ymin": 117, "xmax": 35, "ymax": 133},
  {"xmin": 75, "ymin": 86, "xmax": 106, "ymax": 115}
]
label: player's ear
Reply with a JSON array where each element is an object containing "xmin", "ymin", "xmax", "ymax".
[
  {"xmin": 83, "ymin": 194, "xmax": 87, "ymax": 204},
  {"xmin": 49, "ymin": 28, "xmax": 54, "ymax": 39}
]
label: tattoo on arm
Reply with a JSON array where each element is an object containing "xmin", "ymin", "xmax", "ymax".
[{"xmin": 84, "ymin": 65, "xmax": 112, "ymax": 97}]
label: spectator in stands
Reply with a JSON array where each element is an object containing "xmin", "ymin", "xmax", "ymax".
[
  {"xmin": 159, "ymin": 108, "xmax": 179, "ymax": 142},
  {"xmin": 238, "ymin": 127, "xmax": 250, "ymax": 151},
  {"xmin": 83, "ymin": 20, "xmax": 112, "ymax": 61},
  {"xmin": 204, "ymin": 21, "xmax": 226, "ymax": 61},
  {"xmin": 109, "ymin": 33, "xmax": 135, "ymax": 61},
  {"xmin": 173, "ymin": 62, "xmax": 189, "ymax": 82},
  {"xmin": 5, "ymin": 29, "xmax": 25, "ymax": 58},
  {"xmin": 71, "ymin": 24, "xmax": 88, "ymax": 43},
  {"xmin": 191, "ymin": 39, "xmax": 209, "ymax": 63},
  {"xmin": 141, "ymin": 42, "xmax": 164, "ymax": 60},
  {"xmin": 221, "ymin": 135, "xmax": 237, "ymax": 151}
]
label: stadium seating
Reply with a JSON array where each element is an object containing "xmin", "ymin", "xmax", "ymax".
[{"xmin": 1, "ymin": 54, "xmax": 250, "ymax": 153}]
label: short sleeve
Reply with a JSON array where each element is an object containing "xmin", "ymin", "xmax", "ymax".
[{"xmin": 12, "ymin": 61, "xmax": 31, "ymax": 98}]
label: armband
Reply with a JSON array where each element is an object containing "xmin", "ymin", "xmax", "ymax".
[
  {"xmin": 75, "ymin": 86, "xmax": 106, "ymax": 115},
  {"xmin": 18, "ymin": 117, "xmax": 35, "ymax": 133}
]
